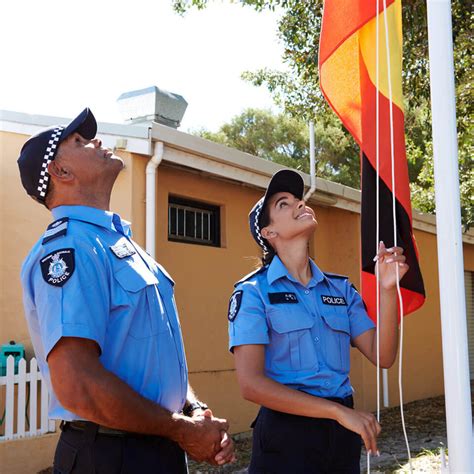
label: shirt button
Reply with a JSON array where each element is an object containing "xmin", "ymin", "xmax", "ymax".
[
  {"xmin": 314, "ymin": 337, "xmax": 320, "ymax": 342},
  {"xmin": 305, "ymin": 290, "xmax": 310, "ymax": 295},
  {"xmin": 325, "ymin": 382, "xmax": 329, "ymax": 387}
]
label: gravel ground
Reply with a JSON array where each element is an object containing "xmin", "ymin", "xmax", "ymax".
[
  {"xmin": 188, "ymin": 394, "xmax": 473, "ymax": 473},
  {"xmin": 39, "ymin": 394, "xmax": 472, "ymax": 473}
]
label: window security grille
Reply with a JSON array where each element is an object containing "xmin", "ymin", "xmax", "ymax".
[{"xmin": 168, "ymin": 196, "xmax": 220, "ymax": 247}]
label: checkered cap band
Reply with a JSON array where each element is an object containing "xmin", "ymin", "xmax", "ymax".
[
  {"xmin": 253, "ymin": 200, "xmax": 269, "ymax": 253},
  {"xmin": 37, "ymin": 127, "xmax": 64, "ymax": 198}
]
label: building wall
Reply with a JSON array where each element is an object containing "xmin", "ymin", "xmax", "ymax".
[
  {"xmin": 1, "ymin": 129, "xmax": 473, "ymax": 439},
  {"xmin": 1, "ymin": 131, "xmax": 51, "ymax": 356}
]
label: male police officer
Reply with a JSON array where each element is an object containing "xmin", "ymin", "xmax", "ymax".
[{"xmin": 18, "ymin": 108, "xmax": 235, "ymax": 473}]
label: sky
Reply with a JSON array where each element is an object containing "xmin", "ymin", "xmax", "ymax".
[{"xmin": 1, "ymin": 0, "xmax": 286, "ymax": 132}]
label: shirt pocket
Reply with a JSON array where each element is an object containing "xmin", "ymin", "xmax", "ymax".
[
  {"xmin": 113, "ymin": 261, "xmax": 165, "ymax": 339},
  {"xmin": 320, "ymin": 310, "xmax": 351, "ymax": 373},
  {"xmin": 267, "ymin": 308, "xmax": 318, "ymax": 372}
]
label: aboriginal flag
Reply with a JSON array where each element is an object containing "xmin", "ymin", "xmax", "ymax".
[{"xmin": 319, "ymin": 0, "xmax": 425, "ymax": 320}]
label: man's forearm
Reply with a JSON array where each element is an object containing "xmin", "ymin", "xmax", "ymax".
[
  {"xmin": 54, "ymin": 356, "xmax": 189, "ymax": 443},
  {"xmin": 49, "ymin": 337, "xmax": 231, "ymax": 463}
]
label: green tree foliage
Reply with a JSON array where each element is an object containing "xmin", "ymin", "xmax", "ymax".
[
  {"xmin": 174, "ymin": 0, "xmax": 473, "ymax": 228},
  {"xmin": 196, "ymin": 108, "xmax": 360, "ymax": 187}
]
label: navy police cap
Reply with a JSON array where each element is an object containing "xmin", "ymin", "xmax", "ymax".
[
  {"xmin": 249, "ymin": 169, "xmax": 304, "ymax": 252},
  {"xmin": 17, "ymin": 108, "xmax": 97, "ymax": 204}
]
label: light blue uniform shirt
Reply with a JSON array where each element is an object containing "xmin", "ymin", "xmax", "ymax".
[
  {"xmin": 228, "ymin": 256, "xmax": 375, "ymax": 399},
  {"xmin": 21, "ymin": 205, "xmax": 188, "ymax": 421}
]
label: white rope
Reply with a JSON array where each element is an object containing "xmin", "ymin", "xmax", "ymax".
[
  {"xmin": 375, "ymin": 0, "xmax": 381, "ymax": 427},
  {"xmin": 368, "ymin": 4, "xmax": 381, "ymax": 470},
  {"xmin": 367, "ymin": 446, "xmax": 371, "ymax": 473},
  {"xmin": 382, "ymin": 1, "xmax": 412, "ymax": 473}
]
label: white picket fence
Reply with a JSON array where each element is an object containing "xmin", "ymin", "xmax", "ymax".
[{"xmin": 0, "ymin": 355, "xmax": 56, "ymax": 441}]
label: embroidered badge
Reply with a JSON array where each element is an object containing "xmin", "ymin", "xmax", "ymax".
[
  {"xmin": 228, "ymin": 290, "xmax": 243, "ymax": 322},
  {"xmin": 110, "ymin": 237, "xmax": 136, "ymax": 259},
  {"xmin": 40, "ymin": 248, "xmax": 75, "ymax": 287},
  {"xmin": 268, "ymin": 292, "xmax": 299, "ymax": 304},
  {"xmin": 321, "ymin": 295, "xmax": 347, "ymax": 306},
  {"xmin": 42, "ymin": 218, "xmax": 69, "ymax": 245}
]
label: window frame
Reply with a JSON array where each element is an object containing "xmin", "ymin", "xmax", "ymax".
[{"xmin": 168, "ymin": 195, "xmax": 221, "ymax": 247}]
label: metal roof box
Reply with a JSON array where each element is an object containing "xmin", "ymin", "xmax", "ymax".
[{"xmin": 117, "ymin": 86, "xmax": 188, "ymax": 128}]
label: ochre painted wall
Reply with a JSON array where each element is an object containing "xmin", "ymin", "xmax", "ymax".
[{"xmin": 1, "ymin": 131, "xmax": 52, "ymax": 357}]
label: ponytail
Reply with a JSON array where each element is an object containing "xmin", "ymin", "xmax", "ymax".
[
  {"xmin": 258, "ymin": 201, "xmax": 276, "ymax": 267},
  {"xmin": 261, "ymin": 247, "xmax": 276, "ymax": 266}
]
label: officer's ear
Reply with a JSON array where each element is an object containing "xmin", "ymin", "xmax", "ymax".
[
  {"xmin": 261, "ymin": 226, "xmax": 277, "ymax": 241},
  {"xmin": 48, "ymin": 160, "xmax": 73, "ymax": 182}
]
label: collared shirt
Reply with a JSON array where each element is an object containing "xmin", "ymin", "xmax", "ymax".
[
  {"xmin": 228, "ymin": 256, "xmax": 375, "ymax": 398},
  {"xmin": 21, "ymin": 205, "xmax": 188, "ymax": 421}
]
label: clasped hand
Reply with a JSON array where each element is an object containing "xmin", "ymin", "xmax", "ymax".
[{"xmin": 179, "ymin": 408, "xmax": 236, "ymax": 465}]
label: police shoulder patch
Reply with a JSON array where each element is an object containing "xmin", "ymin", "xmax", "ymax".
[
  {"xmin": 42, "ymin": 218, "xmax": 69, "ymax": 245},
  {"xmin": 228, "ymin": 290, "xmax": 243, "ymax": 322},
  {"xmin": 40, "ymin": 248, "xmax": 75, "ymax": 287}
]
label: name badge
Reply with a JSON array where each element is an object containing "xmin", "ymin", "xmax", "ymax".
[
  {"xmin": 110, "ymin": 238, "xmax": 136, "ymax": 259},
  {"xmin": 321, "ymin": 295, "xmax": 347, "ymax": 306},
  {"xmin": 268, "ymin": 292, "xmax": 299, "ymax": 304}
]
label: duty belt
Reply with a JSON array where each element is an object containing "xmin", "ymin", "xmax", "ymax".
[{"xmin": 61, "ymin": 420, "xmax": 130, "ymax": 437}]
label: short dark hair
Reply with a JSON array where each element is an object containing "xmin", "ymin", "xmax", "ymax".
[{"xmin": 44, "ymin": 180, "xmax": 55, "ymax": 210}]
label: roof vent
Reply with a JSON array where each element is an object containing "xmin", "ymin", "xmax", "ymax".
[{"xmin": 117, "ymin": 86, "xmax": 188, "ymax": 128}]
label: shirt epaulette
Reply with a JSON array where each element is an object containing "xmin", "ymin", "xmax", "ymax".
[
  {"xmin": 42, "ymin": 218, "xmax": 69, "ymax": 245},
  {"xmin": 156, "ymin": 263, "xmax": 175, "ymax": 287},
  {"xmin": 234, "ymin": 265, "xmax": 268, "ymax": 287},
  {"xmin": 323, "ymin": 271, "xmax": 349, "ymax": 280}
]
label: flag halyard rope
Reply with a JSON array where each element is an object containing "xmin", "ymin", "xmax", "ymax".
[
  {"xmin": 381, "ymin": 1, "xmax": 412, "ymax": 472},
  {"xmin": 370, "ymin": 3, "xmax": 381, "ymax": 471}
]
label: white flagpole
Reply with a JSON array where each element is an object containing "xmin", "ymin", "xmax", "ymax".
[{"xmin": 426, "ymin": 1, "xmax": 473, "ymax": 472}]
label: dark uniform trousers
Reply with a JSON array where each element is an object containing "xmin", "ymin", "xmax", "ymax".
[
  {"xmin": 249, "ymin": 396, "xmax": 362, "ymax": 474},
  {"xmin": 53, "ymin": 422, "xmax": 188, "ymax": 474}
]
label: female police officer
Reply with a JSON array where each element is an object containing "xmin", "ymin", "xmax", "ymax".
[{"xmin": 227, "ymin": 169, "xmax": 407, "ymax": 473}]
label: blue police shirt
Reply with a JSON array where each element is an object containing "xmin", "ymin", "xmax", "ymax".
[
  {"xmin": 228, "ymin": 255, "xmax": 375, "ymax": 399},
  {"xmin": 21, "ymin": 205, "xmax": 188, "ymax": 421}
]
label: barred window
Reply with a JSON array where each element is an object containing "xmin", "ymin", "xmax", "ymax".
[{"xmin": 168, "ymin": 196, "xmax": 220, "ymax": 247}]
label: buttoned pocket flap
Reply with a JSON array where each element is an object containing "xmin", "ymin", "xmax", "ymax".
[
  {"xmin": 114, "ymin": 262, "xmax": 158, "ymax": 292},
  {"xmin": 321, "ymin": 312, "xmax": 350, "ymax": 334},
  {"xmin": 268, "ymin": 309, "xmax": 315, "ymax": 334}
]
